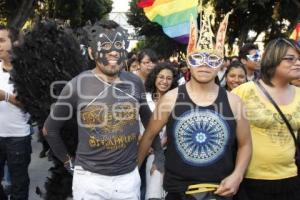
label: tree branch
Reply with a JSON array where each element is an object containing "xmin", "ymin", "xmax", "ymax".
[{"xmin": 8, "ymin": 0, "xmax": 36, "ymax": 29}]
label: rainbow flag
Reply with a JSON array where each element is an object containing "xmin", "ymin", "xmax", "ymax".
[
  {"xmin": 138, "ymin": 0, "xmax": 198, "ymax": 44},
  {"xmin": 290, "ymin": 22, "xmax": 300, "ymax": 45}
]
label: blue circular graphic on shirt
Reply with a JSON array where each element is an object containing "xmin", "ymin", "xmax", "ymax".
[{"xmin": 174, "ymin": 109, "xmax": 230, "ymax": 166}]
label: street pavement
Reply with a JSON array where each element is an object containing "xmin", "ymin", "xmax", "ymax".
[{"xmin": 28, "ymin": 134, "xmax": 52, "ymax": 200}]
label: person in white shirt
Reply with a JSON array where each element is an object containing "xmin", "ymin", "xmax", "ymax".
[
  {"xmin": 217, "ymin": 57, "xmax": 230, "ymax": 87},
  {"xmin": 0, "ymin": 25, "xmax": 31, "ymax": 200}
]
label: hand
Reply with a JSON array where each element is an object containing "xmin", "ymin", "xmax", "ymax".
[
  {"xmin": 214, "ymin": 173, "xmax": 243, "ymax": 197},
  {"xmin": 0, "ymin": 90, "xmax": 5, "ymax": 101},
  {"xmin": 150, "ymin": 163, "xmax": 157, "ymax": 175}
]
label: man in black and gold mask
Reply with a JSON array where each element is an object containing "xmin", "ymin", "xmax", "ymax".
[{"xmin": 44, "ymin": 20, "xmax": 151, "ymax": 200}]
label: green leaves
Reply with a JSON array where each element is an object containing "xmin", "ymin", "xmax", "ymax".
[
  {"xmin": 0, "ymin": 0, "xmax": 113, "ymax": 29},
  {"xmin": 128, "ymin": 0, "xmax": 300, "ymax": 57},
  {"xmin": 127, "ymin": 0, "xmax": 185, "ymax": 58}
]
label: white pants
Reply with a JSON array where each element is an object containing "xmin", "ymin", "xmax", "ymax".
[
  {"xmin": 72, "ymin": 166, "xmax": 141, "ymax": 200},
  {"xmin": 145, "ymin": 154, "xmax": 165, "ymax": 199}
]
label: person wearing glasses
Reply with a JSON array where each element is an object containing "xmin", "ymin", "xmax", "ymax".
[
  {"xmin": 233, "ymin": 38, "xmax": 300, "ymax": 200},
  {"xmin": 144, "ymin": 62, "xmax": 178, "ymax": 200},
  {"xmin": 135, "ymin": 49, "xmax": 158, "ymax": 83},
  {"xmin": 134, "ymin": 48, "xmax": 158, "ymax": 200},
  {"xmin": 239, "ymin": 43, "xmax": 261, "ymax": 81},
  {"xmin": 137, "ymin": 9, "xmax": 252, "ymax": 200}
]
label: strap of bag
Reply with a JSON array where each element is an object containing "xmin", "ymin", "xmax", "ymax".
[
  {"xmin": 219, "ymin": 73, "xmax": 226, "ymax": 83},
  {"xmin": 255, "ymin": 80, "xmax": 300, "ymax": 153}
]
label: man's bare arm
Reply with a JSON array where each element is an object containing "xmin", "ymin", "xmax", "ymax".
[
  {"xmin": 215, "ymin": 92, "xmax": 252, "ymax": 197},
  {"xmin": 137, "ymin": 88, "xmax": 178, "ymax": 167},
  {"xmin": 231, "ymin": 95, "xmax": 252, "ymax": 179}
]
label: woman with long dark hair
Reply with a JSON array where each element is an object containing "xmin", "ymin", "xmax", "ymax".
[{"xmin": 144, "ymin": 62, "xmax": 178, "ymax": 200}]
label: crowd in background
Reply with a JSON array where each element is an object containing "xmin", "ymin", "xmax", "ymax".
[{"xmin": 0, "ymin": 19, "xmax": 300, "ymax": 200}]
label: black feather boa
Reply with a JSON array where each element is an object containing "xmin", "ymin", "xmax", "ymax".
[{"xmin": 10, "ymin": 21, "xmax": 88, "ymax": 199}]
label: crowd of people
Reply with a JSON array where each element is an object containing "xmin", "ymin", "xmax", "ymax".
[{"xmin": 0, "ymin": 10, "xmax": 300, "ymax": 200}]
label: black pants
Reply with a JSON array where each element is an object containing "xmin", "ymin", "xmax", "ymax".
[
  {"xmin": 0, "ymin": 136, "xmax": 32, "ymax": 200},
  {"xmin": 166, "ymin": 192, "xmax": 233, "ymax": 200},
  {"xmin": 235, "ymin": 177, "xmax": 300, "ymax": 200}
]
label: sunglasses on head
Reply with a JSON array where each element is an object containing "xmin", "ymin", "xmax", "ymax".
[
  {"xmin": 246, "ymin": 50, "xmax": 261, "ymax": 62},
  {"xmin": 187, "ymin": 52, "xmax": 224, "ymax": 69}
]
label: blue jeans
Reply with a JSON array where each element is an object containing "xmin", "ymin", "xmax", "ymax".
[
  {"xmin": 0, "ymin": 135, "xmax": 31, "ymax": 200},
  {"xmin": 3, "ymin": 163, "xmax": 11, "ymax": 184}
]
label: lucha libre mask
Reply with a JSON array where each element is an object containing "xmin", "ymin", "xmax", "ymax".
[{"xmin": 86, "ymin": 21, "xmax": 129, "ymax": 67}]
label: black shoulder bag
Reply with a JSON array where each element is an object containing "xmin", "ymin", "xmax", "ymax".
[{"xmin": 255, "ymin": 80, "xmax": 300, "ymax": 175}]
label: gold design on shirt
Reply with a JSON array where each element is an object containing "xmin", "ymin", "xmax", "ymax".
[
  {"xmin": 80, "ymin": 103, "xmax": 137, "ymax": 133},
  {"xmin": 88, "ymin": 134, "xmax": 137, "ymax": 149},
  {"xmin": 243, "ymin": 88, "xmax": 300, "ymax": 145},
  {"xmin": 80, "ymin": 102, "xmax": 139, "ymax": 149}
]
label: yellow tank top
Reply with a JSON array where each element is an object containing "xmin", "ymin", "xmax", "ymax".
[{"xmin": 233, "ymin": 81, "xmax": 300, "ymax": 180}]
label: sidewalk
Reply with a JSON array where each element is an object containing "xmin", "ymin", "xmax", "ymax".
[{"xmin": 28, "ymin": 134, "xmax": 52, "ymax": 200}]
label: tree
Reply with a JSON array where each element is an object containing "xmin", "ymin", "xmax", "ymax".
[
  {"xmin": 0, "ymin": 0, "xmax": 36, "ymax": 29},
  {"xmin": 82, "ymin": 0, "xmax": 113, "ymax": 25},
  {"xmin": 127, "ymin": 0, "xmax": 186, "ymax": 59},
  {"xmin": 53, "ymin": 0, "xmax": 113, "ymax": 27},
  {"xmin": 52, "ymin": 0, "xmax": 83, "ymax": 27},
  {"xmin": 212, "ymin": 0, "xmax": 300, "ymax": 47},
  {"xmin": 37, "ymin": 0, "xmax": 113, "ymax": 27},
  {"xmin": 0, "ymin": 0, "xmax": 113, "ymax": 29},
  {"xmin": 128, "ymin": 0, "xmax": 300, "ymax": 57}
]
